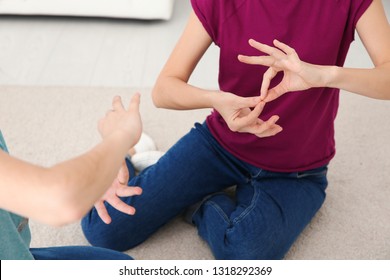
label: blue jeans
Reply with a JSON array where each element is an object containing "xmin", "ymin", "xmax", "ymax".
[
  {"xmin": 30, "ymin": 246, "xmax": 132, "ymax": 260},
  {"xmin": 82, "ymin": 122, "xmax": 328, "ymax": 259}
]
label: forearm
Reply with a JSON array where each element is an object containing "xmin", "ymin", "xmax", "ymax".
[
  {"xmin": 152, "ymin": 76, "xmax": 218, "ymax": 110},
  {"xmin": 48, "ymin": 131, "xmax": 133, "ymax": 223},
  {"xmin": 0, "ymin": 131, "xmax": 133, "ymax": 226},
  {"xmin": 325, "ymin": 62, "xmax": 390, "ymax": 100}
]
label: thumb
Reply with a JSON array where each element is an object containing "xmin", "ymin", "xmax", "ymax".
[
  {"xmin": 238, "ymin": 96, "xmax": 262, "ymax": 108},
  {"xmin": 117, "ymin": 161, "xmax": 129, "ymax": 184}
]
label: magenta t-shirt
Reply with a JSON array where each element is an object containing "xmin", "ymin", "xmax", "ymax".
[{"xmin": 191, "ymin": 0, "xmax": 373, "ymax": 172}]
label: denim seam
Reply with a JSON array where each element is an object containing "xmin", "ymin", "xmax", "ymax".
[
  {"xmin": 227, "ymin": 182, "xmax": 260, "ymax": 232},
  {"xmin": 204, "ymin": 201, "xmax": 231, "ymax": 227},
  {"xmin": 252, "ymin": 169, "xmax": 264, "ymax": 179}
]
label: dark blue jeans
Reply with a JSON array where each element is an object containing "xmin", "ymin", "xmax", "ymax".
[
  {"xmin": 82, "ymin": 122, "xmax": 328, "ymax": 259},
  {"xmin": 30, "ymin": 246, "xmax": 132, "ymax": 260}
]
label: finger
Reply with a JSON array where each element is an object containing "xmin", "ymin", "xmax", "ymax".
[
  {"xmin": 256, "ymin": 118, "xmax": 265, "ymax": 125},
  {"xmin": 112, "ymin": 95, "xmax": 125, "ymax": 112},
  {"xmin": 249, "ymin": 39, "xmax": 286, "ymax": 60},
  {"xmin": 254, "ymin": 115, "xmax": 282, "ymax": 136},
  {"xmin": 236, "ymin": 103, "xmax": 267, "ymax": 134},
  {"xmin": 248, "ymin": 39, "xmax": 276, "ymax": 55},
  {"xmin": 256, "ymin": 124, "xmax": 283, "ymax": 138},
  {"xmin": 273, "ymin": 39, "xmax": 296, "ymax": 55},
  {"xmin": 261, "ymin": 67, "xmax": 278, "ymax": 100},
  {"xmin": 128, "ymin": 93, "xmax": 141, "ymax": 111},
  {"xmin": 94, "ymin": 201, "xmax": 111, "ymax": 224},
  {"xmin": 117, "ymin": 161, "xmax": 129, "ymax": 184},
  {"xmin": 109, "ymin": 196, "xmax": 136, "ymax": 215},
  {"xmin": 235, "ymin": 102, "xmax": 266, "ymax": 130},
  {"xmin": 237, "ymin": 54, "xmax": 275, "ymax": 67},
  {"xmin": 237, "ymin": 96, "xmax": 261, "ymax": 109},
  {"xmin": 243, "ymin": 101, "xmax": 265, "ymax": 122},
  {"xmin": 264, "ymin": 84, "xmax": 288, "ymax": 103},
  {"xmin": 250, "ymin": 115, "xmax": 280, "ymax": 135},
  {"xmin": 116, "ymin": 186, "xmax": 143, "ymax": 197}
]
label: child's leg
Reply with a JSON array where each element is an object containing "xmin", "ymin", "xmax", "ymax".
[
  {"xmin": 81, "ymin": 123, "xmax": 250, "ymax": 252},
  {"xmin": 192, "ymin": 166, "xmax": 328, "ymax": 259}
]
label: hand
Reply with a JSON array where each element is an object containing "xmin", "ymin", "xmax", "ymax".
[
  {"xmin": 213, "ymin": 91, "xmax": 282, "ymax": 137},
  {"xmin": 98, "ymin": 93, "xmax": 142, "ymax": 148},
  {"xmin": 94, "ymin": 160, "xmax": 142, "ymax": 224},
  {"xmin": 238, "ymin": 39, "xmax": 325, "ymax": 102}
]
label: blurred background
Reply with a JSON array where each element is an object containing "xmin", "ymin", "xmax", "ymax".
[{"xmin": 0, "ymin": 0, "xmax": 219, "ymax": 89}]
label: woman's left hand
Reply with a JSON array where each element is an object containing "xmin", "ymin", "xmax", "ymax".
[{"xmin": 238, "ymin": 39, "xmax": 326, "ymax": 102}]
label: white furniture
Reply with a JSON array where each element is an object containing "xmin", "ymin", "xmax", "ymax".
[{"xmin": 0, "ymin": 0, "xmax": 175, "ymax": 20}]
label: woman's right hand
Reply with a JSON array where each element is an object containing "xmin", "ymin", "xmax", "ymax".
[{"xmin": 212, "ymin": 91, "xmax": 283, "ymax": 138}]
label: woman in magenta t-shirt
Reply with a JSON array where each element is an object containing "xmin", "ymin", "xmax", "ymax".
[{"xmin": 82, "ymin": 0, "xmax": 390, "ymax": 259}]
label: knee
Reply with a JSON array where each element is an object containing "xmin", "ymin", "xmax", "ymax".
[
  {"xmin": 81, "ymin": 210, "xmax": 129, "ymax": 251},
  {"xmin": 81, "ymin": 211, "xmax": 141, "ymax": 251},
  {"xmin": 81, "ymin": 213, "xmax": 113, "ymax": 249}
]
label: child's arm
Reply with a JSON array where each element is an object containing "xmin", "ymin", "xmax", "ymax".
[{"xmin": 0, "ymin": 95, "xmax": 142, "ymax": 227}]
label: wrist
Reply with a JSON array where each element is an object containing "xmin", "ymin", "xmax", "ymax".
[
  {"xmin": 324, "ymin": 65, "xmax": 339, "ymax": 88},
  {"xmin": 314, "ymin": 64, "xmax": 339, "ymax": 88},
  {"xmin": 106, "ymin": 129, "xmax": 138, "ymax": 152},
  {"xmin": 208, "ymin": 90, "xmax": 223, "ymax": 109}
]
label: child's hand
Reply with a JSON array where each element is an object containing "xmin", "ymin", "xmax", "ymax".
[
  {"xmin": 94, "ymin": 161, "xmax": 142, "ymax": 224},
  {"xmin": 98, "ymin": 94, "xmax": 142, "ymax": 147}
]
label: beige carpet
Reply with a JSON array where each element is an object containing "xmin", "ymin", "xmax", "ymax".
[{"xmin": 0, "ymin": 86, "xmax": 389, "ymax": 259}]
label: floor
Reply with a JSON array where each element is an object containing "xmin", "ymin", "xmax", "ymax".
[{"xmin": 0, "ymin": 1, "xmax": 389, "ymax": 90}]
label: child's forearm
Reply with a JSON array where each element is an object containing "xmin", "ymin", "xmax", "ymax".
[
  {"xmin": 49, "ymin": 131, "xmax": 133, "ymax": 222},
  {"xmin": 0, "ymin": 130, "xmax": 133, "ymax": 226}
]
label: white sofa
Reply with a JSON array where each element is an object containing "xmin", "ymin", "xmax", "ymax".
[{"xmin": 0, "ymin": 0, "xmax": 175, "ymax": 20}]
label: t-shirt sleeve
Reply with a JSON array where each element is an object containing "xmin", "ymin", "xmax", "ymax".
[
  {"xmin": 352, "ymin": 0, "xmax": 373, "ymax": 28},
  {"xmin": 344, "ymin": 0, "xmax": 373, "ymax": 41},
  {"xmin": 190, "ymin": 0, "xmax": 221, "ymax": 45}
]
